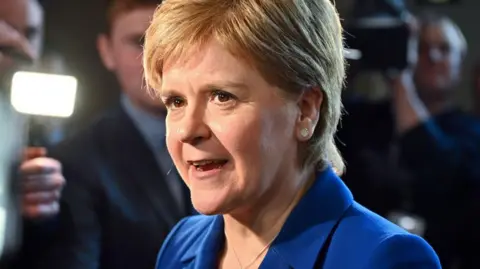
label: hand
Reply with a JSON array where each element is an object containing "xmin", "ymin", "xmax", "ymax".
[
  {"xmin": 20, "ymin": 147, "xmax": 65, "ymax": 220},
  {"xmin": 385, "ymin": 15, "xmax": 430, "ymax": 134},
  {"xmin": 0, "ymin": 20, "xmax": 35, "ymax": 68},
  {"xmin": 389, "ymin": 70, "xmax": 430, "ymax": 134}
]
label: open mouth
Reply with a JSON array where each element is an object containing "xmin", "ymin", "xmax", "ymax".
[{"xmin": 188, "ymin": 159, "xmax": 228, "ymax": 172}]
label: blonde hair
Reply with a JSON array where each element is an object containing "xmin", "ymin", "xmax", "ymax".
[{"xmin": 143, "ymin": 0, "xmax": 346, "ymax": 173}]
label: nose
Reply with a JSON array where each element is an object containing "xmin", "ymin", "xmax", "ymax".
[{"xmin": 177, "ymin": 109, "xmax": 211, "ymax": 146}]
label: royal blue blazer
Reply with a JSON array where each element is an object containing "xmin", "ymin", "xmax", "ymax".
[{"xmin": 155, "ymin": 167, "xmax": 441, "ymax": 269}]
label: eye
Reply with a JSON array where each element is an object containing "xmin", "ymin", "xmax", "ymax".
[
  {"xmin": 163, "ymin": 96, "xmax": 186, "ymax": 109},
  {"xmin": 210, "ymin": 90, "xmax": 236, "ymax": 104}
]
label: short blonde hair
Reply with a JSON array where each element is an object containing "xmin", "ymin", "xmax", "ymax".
[{"xmin": 143, "ymin": 0, "xmax": 346, "ymax": 173}]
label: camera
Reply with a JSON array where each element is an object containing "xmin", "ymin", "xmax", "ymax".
[{"xmin": 344, "ymin": 0, "xmax": 411, "ymax": 71}]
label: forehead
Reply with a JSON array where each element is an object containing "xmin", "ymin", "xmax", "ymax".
[
  {"xmin": 0, "ymin": 0, "xmax": 28, "ymax": 31},
  {"xmin": 420, "ymin": 21, "xmax": 463, "ymax": 50},
  {"xmin": 110, "ymin": 6, "xmax": 155, "ymax": 36},
  {"xmin": 162, "ymin": 40, "xmax": 250, "ymax": 86}
]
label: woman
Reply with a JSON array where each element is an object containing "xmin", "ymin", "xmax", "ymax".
[{"xmin": 143, "ymin": 0, "xmax": 441, "ymax": 268}]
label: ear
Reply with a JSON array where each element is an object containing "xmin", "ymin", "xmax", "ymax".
[
  {"xmin": 97, "ymin": 34, "xmax": 116, "ymax": 71},
  {"xmin": 296, "ymin": 87, "xmax": 323, "ymax": 141}
]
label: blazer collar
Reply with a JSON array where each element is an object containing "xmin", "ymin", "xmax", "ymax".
[{"xmin": 181, "ymin": 167, "xmax": 353, "ymax": 269}]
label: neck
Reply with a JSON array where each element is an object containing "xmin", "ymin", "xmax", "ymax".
[{"xmin": 223, "ymin": 167, "xmax": 315, "ymax": 259}]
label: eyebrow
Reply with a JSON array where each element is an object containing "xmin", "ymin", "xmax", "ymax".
[
  {"xmin": 160, "ymin": 80, "xmax": 249, "ymax": 97},
  {"xmin": 201, "ymin": 80, "xmax": 249, "ymax": 91}
]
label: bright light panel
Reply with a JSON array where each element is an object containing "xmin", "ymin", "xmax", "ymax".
[{"xmin": 10, "ymin": 71, "xmax": 77, "ymax": 118}]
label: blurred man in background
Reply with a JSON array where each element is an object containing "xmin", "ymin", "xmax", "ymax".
[
  {"xmin": 1, "ymin": 0, "xmax": 64, "ymax": 222},
  {"xmin": 414, "ymin": 13, "xmax": 466, "ymax": 116},
  {"xmin": 0, "ymin": 0, "xmax": 38, "ymax": 88},
  {"xmin": 0, "ymin": 0, "xmax": 65, "ymax": 266},
  {"xmin": 18, "ymin": 1, "xmax": 191, "ymax": 269},
  {"xmin": 338, "ymin": 12, "xmax": 480, "ymax": 269}
]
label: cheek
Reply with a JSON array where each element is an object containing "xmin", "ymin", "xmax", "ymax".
[
  {"xmin": 208, "ymin": 107, "xmax": 292, "ymax": 168},
  {"xmin": 416, "ymin": 62, "xmax": 432, "ymax": 81},
  {"xmin": 165, "ymin": 120, "xmax": 179, "ymax": 158},
  {"xmin": 116, "ymin": 48, "xmax": 143, "ymax": 75},
  {"xmin": 123, "ymin": 60, "xmax": 143, "ymax": 79},
  {"xmin": 209, "ymin": 114, "xmax": 261, "ymax": 155},
  {"xmin": 165, "ymin": 123, "xmax": 187, "ymax": 175},
  {"xmin": 117, "ymin": 65, "xmax": 144, "ymax": 96}
]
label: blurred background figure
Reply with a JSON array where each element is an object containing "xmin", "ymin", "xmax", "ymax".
[
  {"xmin": 338, "ymin": 4, "xmax": 480, "ymax": 269},
  {"xmin": 0, "ymin": 0, "xmax": 66, "ymax": 266},
  {"xmin": 414, "ymin": 12, "xmax": 466, "ymax": 116},
  {"xmin": 0, "ymin": 0, "xmax": 42, "ymax": 89},
  {"xmin": 13, "ymin": 1, "xmax": 192, "ymax": 269}
]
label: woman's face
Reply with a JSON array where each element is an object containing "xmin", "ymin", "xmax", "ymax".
[{"xmin": 160, "ymin": 40, "xmax": 306, "ymax": 215}]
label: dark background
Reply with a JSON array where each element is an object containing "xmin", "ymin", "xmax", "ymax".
[{"xmin": 41, "ymin": 0, "xmax": 478, "ymax": 131}]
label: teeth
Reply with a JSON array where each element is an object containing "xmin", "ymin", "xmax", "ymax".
[
  {"xmin": 191, "ymin": 160, "xmax": 224, "ymax": 166},
  {"xmin": 193, "ymin": 160, "xmax": 213, "ymax": 166}
]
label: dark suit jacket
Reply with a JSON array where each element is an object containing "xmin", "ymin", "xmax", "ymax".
[
  {"xmin": 156, "ymin": 167, "xmax": 440, "ymax": 269},
  {"xmin": 26, "ymin": 106, "xmax": 189, "ymax": 269}
]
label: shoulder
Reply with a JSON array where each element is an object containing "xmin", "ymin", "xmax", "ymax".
[
  {"xmin": 327, "ymin": 203, "xmax": 440, "ymax": 268},
  {"xmin": 155, "ymin": 215, "xmax": 216, "ymax": 268},
  {"xmin": 365, "ymin": 232, "xmax": 440, "ymax": 268}
]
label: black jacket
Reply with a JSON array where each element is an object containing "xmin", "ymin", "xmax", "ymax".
[{"xmin": 17, "ymin": 106, "xmax": 190, "ymax": 269}]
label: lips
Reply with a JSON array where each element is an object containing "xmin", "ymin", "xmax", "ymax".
[{"xmin": 188, "ymin": 159, "xmax": 228, "ymax": 172}]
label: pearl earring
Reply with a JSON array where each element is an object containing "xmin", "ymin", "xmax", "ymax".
[{"xmin": 300, "ymin": 128, "xmax": 309, "ymax": 138}]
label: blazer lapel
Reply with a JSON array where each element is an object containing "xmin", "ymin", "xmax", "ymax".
[
  {"xmin": 180, "ymin": 215, "xmax": 224, "ymax": 269},
  {"xmin": 178, "ymin": 168, "xmax": 353, "ymax": 269},
  {"xmin": 262, "ymin": 167, "xmax": 353, "ymax": 269},
  {"xmin": 109, "ymin": 107, "xmax": 184, "ymax": 227}
]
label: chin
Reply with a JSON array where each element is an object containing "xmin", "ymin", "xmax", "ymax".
[{"xmin": 190, "ymin": 187, "xmax": 236, "ymax": 215}]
